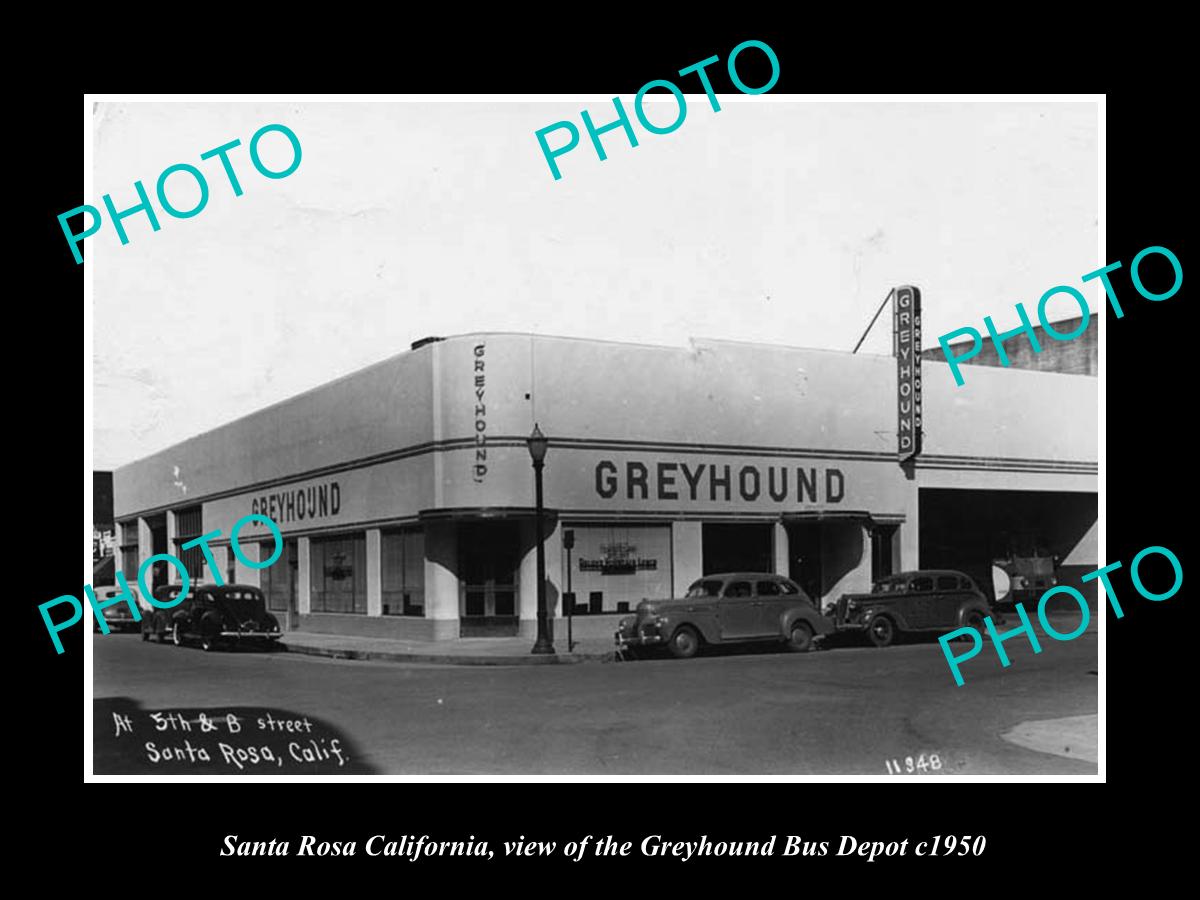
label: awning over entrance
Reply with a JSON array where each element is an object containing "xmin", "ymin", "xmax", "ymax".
[{"xmin": 781, "ymin": 510, "xmax": 905, "ymax": 526}]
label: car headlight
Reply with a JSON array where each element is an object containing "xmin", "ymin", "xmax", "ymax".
[{"xmin": 618, "ymin": 617, "xmax": 631, "ymax": 630}]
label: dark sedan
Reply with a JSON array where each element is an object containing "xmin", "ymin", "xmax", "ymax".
[
  {"xmin": 142, "ymin": 583, "xmax": 281, "ymax": 651},
  {"xmin": 827, "ymin": 569, "xmax": 996, "ymax": 648}
]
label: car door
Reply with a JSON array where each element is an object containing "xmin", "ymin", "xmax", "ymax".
[
  {"xmin": 756, "ymin": 579, "xmax": 789, "ymax": 636},
  {"xmin": 933, "ymin": 574, "xmax": 964, "ymax": 627},
  {"xmin": 903, "ymin": 575, "xmax": 936, "ymax": 629},
  {"xmin": 154, "ymin": 586, "xmax": 183, "ymax": 634},
  {"xmin": 181, "ymin": 590, "xmax": 214, "ymax": 636},
  {"xmin": 718, "ymin": 580, "xmax": 761, "ymax": 640}
]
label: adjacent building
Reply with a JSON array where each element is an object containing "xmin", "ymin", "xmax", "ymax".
[{"xmin": 112, "ymin": 330, "xmax": 1097, "ymax": 641}]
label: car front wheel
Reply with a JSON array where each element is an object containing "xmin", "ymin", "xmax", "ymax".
[
  {"xmin": 787, "ymin": 621, "xmax": 815, "ymax": 653},
  {"xmin": 172, "ymin": 623, "xmax": 184, "ymax": 647},
  {"xmin": 868, "ymin": 615, "xmax": 896, "ymax": 648},
  {"xmin": 668, "ymin": 626, "xmax": 700, "ymax": 659}
]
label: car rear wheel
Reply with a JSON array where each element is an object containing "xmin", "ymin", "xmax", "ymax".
[
  {"xmin": 868, "ymin": 615, "xmax": 896, "ymax": 648},
  {"xmin": 787, "ymin": 621, "xmax": 815, "ymax": 653},
  {"xmin": 668, "ymin": 626, "xmax": 700, "ymax": 659},
  {"xmin": 963, "ymin": 611, "xmax": 986, "ymax": 639},
  {"xmin": 171, "ymin": 623, "xmax": 184, "ymax": 647}
]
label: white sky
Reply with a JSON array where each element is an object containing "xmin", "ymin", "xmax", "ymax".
[{"xmin": 93, "ymin": 99, "xmax": 1098, "ymax": 470}]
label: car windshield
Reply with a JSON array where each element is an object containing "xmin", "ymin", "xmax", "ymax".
[
  {"xmin": 872, "ymin": 579, "xmax": 906, "ymax": 594},
  {"xmin": 685, "ymin": 579, "xmax": 724, "ymax": 598}
]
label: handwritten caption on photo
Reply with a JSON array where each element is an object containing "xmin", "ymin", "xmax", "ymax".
[
  {"xmin": 534, "ymin": 39, "xmax": 780, "ymax": 181},
  {"xmin": 939, "ymin": 543, "xmax": 1181, "ymax": 686},
  {"xmin": 58, "ymin": 123, "xmax": 302, "ymax": 264},
  {"xmin": 109, "ymin": 708, "xmax": 347, "ymax": 771},
  {"xmin": 42, "ymin": 513, "xmax": 284, "ymax": 654}
]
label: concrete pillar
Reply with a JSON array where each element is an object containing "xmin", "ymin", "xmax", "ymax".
[
  {"xmin": 233, "ymin": 539, "xmax": 262, "ymax": 588},
  {"xmin": 422, "ymin": 522, "xmax": 460, "ymax": 640},
  {"xmin": 822, "ymin": 522, "xmax": 873, "ymax": 604},
  {"xmin": 166, "ymin": 511, "xmax": 179, "ymax": 583},
  {"xmin": 366, "ymin": 529, "xmax": 383, "ymax": 617},
  {"xmin": 671, "ymin": 521, "xmax": 702, "ymax": 596},
  {"xmin": 297, "ymin": 537, "xmax": 311, "ymax": 615},
  {"xmin": 518, "ymin": 517, "xmax": 562, "ymax": 639},
  {"xmin": 137, "ymin": 517, "xmax": 153, "ymax": 581},
  {"xmin": 772, "ymin": 521, "xmax": 789, "ymax": 576}
]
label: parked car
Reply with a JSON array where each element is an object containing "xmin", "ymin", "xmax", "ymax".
[
  {"xmin": 91, "ymin": 584, "xmax": 145, "ymax": 633},
  {"xmin": 615, "ymin": 572, "xmax": 833, "ymax": 659},
  {"xmin": 142, "ymin": 583, "xmax": 281, "ymax": 651},
  {"xmin": 827, "ymin": 570, "xmax": 994, "ymax": 648}
]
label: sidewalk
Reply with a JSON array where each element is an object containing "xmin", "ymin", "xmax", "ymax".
[
  {"xmin": 1001, "ymin": 714, "xmax": 1098, "ymax": 763},
  {"xmin": 281, "ymin": 631, "xmax": 617, "ymax": 666}
]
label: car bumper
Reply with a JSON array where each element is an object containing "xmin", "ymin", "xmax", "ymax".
[
  {"xmin": 614, "ymin": 629, "xmax": 664, "ymax": 650},
  {"xmin": 217, "ymin": 631, "xmax": 282, "ymax": 640}
]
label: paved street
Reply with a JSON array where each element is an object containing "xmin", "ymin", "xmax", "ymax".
[{"xmin": 93, "ymin": 630, "xmax": 1097, "ymax": 775}]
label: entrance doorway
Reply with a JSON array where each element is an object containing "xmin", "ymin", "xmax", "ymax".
[
  {"xmin": 459, "ymin": 522, "xmax": 520, "ymax": 636},
  {"xmin": 787, "ymin": 523, "xmax": 823, "ymax": 601},
  {"xmin": 147, "ymin": 514, "xmax": 168, "ymax": 589},
  {"xmin": 262, "ymin": 539, "xmax": 299, "ymax": 629},
  {"xmin": 871, "ymin": 524, "xmax": 898, "ymax": 583}
]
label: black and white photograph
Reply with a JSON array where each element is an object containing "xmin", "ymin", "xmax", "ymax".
[{"xmin": 83, "ymin": 93, "xmax": 1102, "ymax": 778}]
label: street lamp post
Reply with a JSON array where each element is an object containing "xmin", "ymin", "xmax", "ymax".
[{"xmin": 527, "ymin": 423, "xmax": 555, "ymax": 655}]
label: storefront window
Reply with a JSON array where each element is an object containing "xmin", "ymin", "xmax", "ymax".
[
  {"xmin": 565, "ymin": 524, "xmax": 672, "ymax": 614},
  {"xmin": 310, "ymin": 533, "xmax": 367, "ymax": 614},
  {"xmin": 382, "ymin": 529, "xmax": 425, "ymax": 616}
]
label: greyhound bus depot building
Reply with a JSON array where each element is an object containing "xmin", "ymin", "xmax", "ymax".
[{"xmin": 113, "ymin": 332, "xmax": 1098, "ymax": 642}]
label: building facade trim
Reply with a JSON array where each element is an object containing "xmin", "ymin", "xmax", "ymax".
[{"xmin": 115, "ymin": 434, "xmax": 1095, "ymax": 519}]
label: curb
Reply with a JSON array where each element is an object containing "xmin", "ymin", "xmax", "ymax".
[{"xmin": 280, "ymin": 642, "xmax": 617, "ymax": 666}]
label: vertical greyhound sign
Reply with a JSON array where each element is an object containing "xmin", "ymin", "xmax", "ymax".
[{"xmin": 894, "ymin": 285, "xmax": 923, "ymax": 461}]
